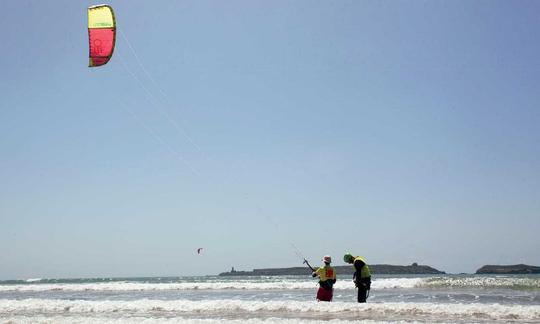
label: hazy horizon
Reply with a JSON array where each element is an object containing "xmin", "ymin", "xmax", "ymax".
[{"xmin": 1, "ymin": 259, "xmax": 537, "ymax": 281}]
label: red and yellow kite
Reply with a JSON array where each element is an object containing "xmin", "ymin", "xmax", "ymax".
[{"xmin": 88, "ymin": 5, "xmax": 116, "ymax": 67}]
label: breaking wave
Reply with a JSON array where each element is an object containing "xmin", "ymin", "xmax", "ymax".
[
  {"xmin": 0, "ymin": 278, "xmax": 422, "ymax": 292},
  {"xmin": 420, "ymin": 276, "xmax": 540, "ymax": 290},
  {"xmin": 0, "ymin": 298, "xmax": 539, "ymax": 322},
  {"xmin": 1, "ymin": 276, "xmax": 539, "ymax": 293}
]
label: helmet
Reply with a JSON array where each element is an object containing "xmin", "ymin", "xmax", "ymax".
[
  {"xmin": 343, "ymin": 253, "xmax": 354, "ymax": 263},
  {"xmin": 322, "ymin": 255, "xmax": 331, "ymax": 263}
]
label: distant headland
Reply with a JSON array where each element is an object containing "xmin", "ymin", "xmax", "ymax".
[
  {"xmin": 476, "ymin": 264, "xmax": 540, "ymax": 274},
  {"xmin": 219, "ymin": 263, "xmax": 445, "ymax": 276}
]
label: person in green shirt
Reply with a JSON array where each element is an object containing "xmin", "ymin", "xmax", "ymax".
[{"xmin": 344, "ymin": 253, "xmax": 371, "ymax": 302}]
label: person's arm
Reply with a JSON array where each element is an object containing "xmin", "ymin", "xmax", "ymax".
[
  {"xmin": 353, "ymin": 259, "xmax": 365, "ymax": 286},
  {"xmin": 312, "ymin": 267, "xmax": 321, "ymax": 278},
  {"xmin": 353, "ymin": 259, "xmax": 365, "ymax": 272}
]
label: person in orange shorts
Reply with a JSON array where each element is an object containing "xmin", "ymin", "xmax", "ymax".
[{"xmin": 312, "ymin": 255, "xmax": 337, "ymax": 301}]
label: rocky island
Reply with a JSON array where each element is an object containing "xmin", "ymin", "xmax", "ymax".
[
  {"xmin": 476, "ymin": 264, "xmax": 540, "ymax": 274},
  {"xmin": 219, "ymin": 263, "xmax": 445, "ymax": 276}
]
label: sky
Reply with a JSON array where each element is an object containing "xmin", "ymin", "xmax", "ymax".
[{"xmin": 1, "ymin": 0, "xmax": 539, "ymax": 279}]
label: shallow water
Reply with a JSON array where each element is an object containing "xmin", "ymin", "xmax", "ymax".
[{"xmin": 1, "ymin": 274, "xmax": 539, "ymax": 323}]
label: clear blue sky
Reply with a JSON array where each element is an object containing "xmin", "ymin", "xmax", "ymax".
[{"xmin": 1, "ymin": 0, "xmax": 539, "ymax": 279}]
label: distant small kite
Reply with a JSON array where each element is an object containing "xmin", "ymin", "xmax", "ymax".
[{"xmin": 197, "ymin": 248, "xmax": 203, "ymax": 254}]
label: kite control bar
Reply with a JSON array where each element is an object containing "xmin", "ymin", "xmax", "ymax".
[{"xmin": 303, "ymin": 259, "xmax": 315, "ymax": 272}]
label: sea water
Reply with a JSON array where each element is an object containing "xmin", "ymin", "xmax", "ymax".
[{"xmin": 1, "ymin": 274, "xmax": 539, "ymax": 323}]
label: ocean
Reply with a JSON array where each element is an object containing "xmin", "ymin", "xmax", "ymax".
[{"xmin": 1, "ymin": 274, "xmax": 539, "ymax": 323}]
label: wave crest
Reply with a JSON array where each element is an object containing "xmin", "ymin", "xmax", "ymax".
[
  {"xmin": 1, "ymin": 298, "xmax": 539, "ymax": 321},
  {"xmin": 0, "ymin": 278, "xmax": 422, "ymax": 292}
]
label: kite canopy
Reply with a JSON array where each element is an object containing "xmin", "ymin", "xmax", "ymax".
[{"xmin": 88, "ymin": 5, "xmax": 116, "ymax": 67}]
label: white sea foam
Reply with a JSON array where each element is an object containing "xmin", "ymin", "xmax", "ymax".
[
  {"xmin": 2, "ymin": 276, "xmax": 538, "ymax": 293},
  {"xmin": 370, "ymin": 277, "xmax": 423, "ymax": 289},
  {"xmin": 421, "ymin": 276, "xmax": 540, "ymax": 289},
  {"xmin": 0, "ymin": 278, "xmax": 423, "ymax": 292},
  {"xmin": 0, "ymin": 298, "xmax": 539, "ymax": 321},
  {"xmin": 0, "ymin": 315, "xmax": 416, "ymax": 324}
]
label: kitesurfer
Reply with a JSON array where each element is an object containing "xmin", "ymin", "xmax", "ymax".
[
  {"xmin": 343, "ymin": 253, "xmax": 371, "ymax": 303},
  {"xmin": 312, "ymin": 255, "xmax": 336, "ymax": 302}
]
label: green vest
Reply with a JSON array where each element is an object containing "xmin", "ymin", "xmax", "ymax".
[{"xmin": 354, "ymin": 256, "xmax": 371, "ymax": 278}]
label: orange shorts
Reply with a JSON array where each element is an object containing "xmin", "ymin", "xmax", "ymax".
[{"xmin": 316, "ymin": 287, "xmax": 333, "ymax": 302}]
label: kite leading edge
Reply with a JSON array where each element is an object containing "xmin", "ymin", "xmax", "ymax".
[{"xmin": 88, "ymin": 4, "xmax": 116, "ymax": 67}]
